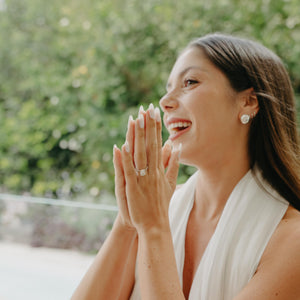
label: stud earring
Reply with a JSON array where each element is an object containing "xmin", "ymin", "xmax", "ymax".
[{"xmin": 240, "ymin": 114, "xmax": 250, "ymax": 124}]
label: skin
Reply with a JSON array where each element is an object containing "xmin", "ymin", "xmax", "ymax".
[{"xmin": 71, "ymin": 47, "xmax": 300, "ymax": 300}]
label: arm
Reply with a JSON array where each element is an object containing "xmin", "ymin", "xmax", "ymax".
[
  {"xmin": 137, "ymin": 226, "xmax": 185, "ymax": 299},
  {"xmin": 71, "ymin": 216, "xmax": 137, "ymax": 300}
]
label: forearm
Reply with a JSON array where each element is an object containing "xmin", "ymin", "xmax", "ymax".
[
  {"xmin": 137, "ymin": 226, "xmax": 185, "ymax": 300},
  {"xmin": 71, "ymin": 218, "xmax": 138, "ymax": 300}
]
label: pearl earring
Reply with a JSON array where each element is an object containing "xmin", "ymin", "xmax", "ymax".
[{"xmin": 240, "ymin": 114, "xmax": 250, "ymax": 124}]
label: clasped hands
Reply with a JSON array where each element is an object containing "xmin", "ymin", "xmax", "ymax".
[{"xmin": 113, "ymin": 104, "xmax": 182, "ymax": 233}]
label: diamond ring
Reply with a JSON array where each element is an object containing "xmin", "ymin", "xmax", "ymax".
[{"xmin": 135, "ymin": 166, "xmax": 148, "ymax": 176}]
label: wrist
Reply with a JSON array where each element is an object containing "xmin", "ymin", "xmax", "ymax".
[
  {"xmin": 113, "ymin": 214, "xmax": 137, "ymax": 235},
  {"xmin": 136, "ymin": 221, "xmax": 171, "ymax": 239}
]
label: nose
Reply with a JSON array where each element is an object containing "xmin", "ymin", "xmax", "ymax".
[{"xmin": 159, "ymin": 91, "xmax": 179, "ymax": 113}]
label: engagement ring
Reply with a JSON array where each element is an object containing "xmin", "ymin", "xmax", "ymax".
[{"xmin": 135, "ymin": 166, "xmax": 148, "ymax": 176}]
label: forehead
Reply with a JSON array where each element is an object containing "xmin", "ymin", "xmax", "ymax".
[
  {"xmin": 167, "ymin": 47, "xmax": 215, "ymax": 84},
  {"xmin": 170, "ymin": 48, "xmax": 209, "ymax": 74}
]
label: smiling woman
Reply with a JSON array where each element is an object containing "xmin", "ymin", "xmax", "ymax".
[{"xmin": 71, "ymin": 33, "xmax": 300, "ymax": 300}]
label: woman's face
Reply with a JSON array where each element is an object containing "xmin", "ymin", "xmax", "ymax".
[{"xmin": 160, "ymin": 47, "xmax": 246, "ymax": 168}]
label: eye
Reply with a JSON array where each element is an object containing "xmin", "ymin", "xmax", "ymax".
[{"xmin": 183, "ymin": 79, "xmax": 199, "ymax": 87}]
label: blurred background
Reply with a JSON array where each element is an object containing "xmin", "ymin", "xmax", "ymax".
[{"xmin": 0, "ymin": 0, "xmax": 299, "ymax": 298}]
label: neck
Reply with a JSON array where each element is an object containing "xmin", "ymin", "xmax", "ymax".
[{"xmin": 194, "ymin": 160, "xmax": 250, "ymax": 220}]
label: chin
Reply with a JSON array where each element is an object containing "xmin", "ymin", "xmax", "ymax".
[{"xmin": 178, "ymin": 154, "xmax": 196, "ymax": 167}]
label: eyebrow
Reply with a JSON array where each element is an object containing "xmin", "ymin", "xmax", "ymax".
[{"xmin": 166, "ymin": 66, "xmax": 208, "ymax": 90}]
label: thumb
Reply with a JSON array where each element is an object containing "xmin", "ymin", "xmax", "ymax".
[{"xmin": 165, "ymin": 143, "xmax": 181, "ymax": 191}]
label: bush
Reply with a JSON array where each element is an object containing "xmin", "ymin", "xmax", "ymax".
[{"xmin": 0, "ymin": 0, "xmax": 299, "ymax": 201}]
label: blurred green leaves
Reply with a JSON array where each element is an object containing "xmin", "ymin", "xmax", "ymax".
[{"xmin": 0, "ymin": 0, "xmax": 299, "ymax": 200}]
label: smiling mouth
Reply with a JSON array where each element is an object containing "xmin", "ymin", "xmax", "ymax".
[{"xmin": 167, "ymin": 121, "xmax": 192, "ymax": 135}]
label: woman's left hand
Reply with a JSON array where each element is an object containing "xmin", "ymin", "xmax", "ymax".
[{"xmin": 120, "ymin": 104, "xmax": 181, "ymax": 233}]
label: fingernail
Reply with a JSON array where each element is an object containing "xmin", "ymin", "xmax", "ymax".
[
  {"xmin": 138, "ymin": 114, "xmax": 144, "ymax": 129},
  {"xmin": 149, "ymin": 103, "xmax": 155, "ymax": 119},
  {"xmin": 139, "ymin": 105, "xmax": 145, "ymax": 116},
  {"xmin": 165, "ymin": 139, "xmax": 173, "ymax": 148},
  {"xmin": 113, "ymin": 144, "xmax": 118, "ymax": 155},
  {"xmin": 178, "ymin": 143, "xmax": 182, "ymax": 158},
  {"xmin": 124, "ymin": 141, "xmax": 130, "ymax": 153},
  {"xmin": 172, "ymin": 143, "xmax": 182, "ymax": 158},
  {"xmin": 155, "ymin": 107, "xmax": 161, "ymax": 122},
  {"xmin": 128, "ymin": 115, "xmax": 133, "ymax": 129}
]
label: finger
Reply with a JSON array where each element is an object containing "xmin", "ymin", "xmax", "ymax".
[
  {"xmin": 113, "ymin": 145, "xmax": 129, "ymax": 217},
  {"xmin": 155, "ymin": 107, "xmax": 163, "ymax": 168},
  {"xmin": 146, "ymin": 103, "xmax": 158, "ymax": 172},
  {"xmin": 122, "ymin": 141, "xmax": 137, "ymax": 189},
  {"xmin": 134, "ymin": 112, "xmax": 147, "ymax": 170},
  {"xmin": 126, "ymin": 115, "xmax": 135, "ymax": 156},
  {"xmin": 165, "ymin": 143, "xmax": 182, "ymax": 191},
  {"xmin": 162, "ymin": 140, "xmax": 172, "ymax": 168}
]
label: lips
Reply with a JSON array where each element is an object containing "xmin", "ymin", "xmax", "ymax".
[{"xmin": 165, "ymin": 117, "xmax": 192, "ymax": 140}]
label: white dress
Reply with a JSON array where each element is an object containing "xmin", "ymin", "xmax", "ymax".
[{"xmin": 130, "ymin": 168, "xmax": 289, "ymax": 299}]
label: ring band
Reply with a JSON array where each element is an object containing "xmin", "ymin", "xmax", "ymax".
[{"xmin": 135, "ymin": 166, "xmax": 148, "ymax": 176}]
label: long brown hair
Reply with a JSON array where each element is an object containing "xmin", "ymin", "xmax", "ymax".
[{"xmin": 189, "ymin": 33, "xmax": 300, "ymax": 210}]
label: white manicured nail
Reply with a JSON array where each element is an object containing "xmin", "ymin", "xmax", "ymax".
[
  {"xmin": 149, "ymin": 103, "xmax": 155, "ymax": 119},
  {"xmin": 155, "ymin": 107, "xmax": 161, "ymax": 122},
  {"xmin": 138, "ymin": 114, "xmax": 144, "ymax": 128},
  {"xmin": 172, "ymin": 143, "xmax": 182, "ymax": 158},
  {"xmin": 128, "ymin": 115, "xmax": 133, "ymax": 129},
  {"xmin": 124, "ymin": 141, "xmax": 130, "ymax": 153},
  {"xmin": 113, "ymin": 144, "xmax": 119, "ymax": 156},
  {"xmin": 178, "ymin": 143, "xmax": 182, "ymax": 158},
  {"xmin": 164, "ymin": 139, "xmax": 173, "ymax": 147},
  {"xmin": 139, "ymin": 105, "xmax": 145, "ymax": 116}
]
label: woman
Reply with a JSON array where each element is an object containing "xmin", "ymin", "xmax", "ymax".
[{"xmin": 71, "ymin": 34, "xmax": 300, "ymax": 299}]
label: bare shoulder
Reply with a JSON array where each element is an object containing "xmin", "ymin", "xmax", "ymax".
[
  {"xmin": 279, "ymin": 205, "xmax": 300, "ymax": 250},
  {"xmin": 275, "ymin": 205, "xmax": 300, "ymax": 245},
  {"xmin": 282, "ymin": 205, "xmax": 300, "ymax": 223},
  {"xmin": 260, "ymin": 205, "xmax": 300, "ymax": 261},
  {"xmin": 234, "ymin": 206, "xmax": 300, "ymax": 299},
  {"xmin": 257, "ymin": 205, "xmax": 300, "ymax": 295}
]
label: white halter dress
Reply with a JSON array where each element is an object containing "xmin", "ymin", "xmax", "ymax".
[{"xmin": 129, "ymin": 168, "xmax": 289, "ymax": 300}]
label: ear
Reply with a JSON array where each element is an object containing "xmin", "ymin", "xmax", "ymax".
[{"xmin": 238, "ymin": 88, "xmax": 259, "ymax": 121}]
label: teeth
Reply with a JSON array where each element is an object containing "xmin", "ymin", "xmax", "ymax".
[{"xmin": 168, "ymin": 122, "xmax": 191, "ymax": 130}]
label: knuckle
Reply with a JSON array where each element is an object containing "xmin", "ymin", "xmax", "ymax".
[
  {"xmin": 137, "ymin": 127, "xmax": 144, "ymax": 137},
  {"xmin": 115, "ymin": 174, "xmax": 124, "ymax": 184},
  {"xmin": 126, "ymin": 168, "xmax": 136, "ymax": 177}
]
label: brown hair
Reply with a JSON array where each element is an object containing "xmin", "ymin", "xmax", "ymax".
[{"xmin": 189, "ymin": 33, "xmax": 300, "ymax": 210}]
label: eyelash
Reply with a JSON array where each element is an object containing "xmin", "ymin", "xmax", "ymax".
[{"xmin": 183, "ymin": 79, "xmax": 199, "ymax": 87}]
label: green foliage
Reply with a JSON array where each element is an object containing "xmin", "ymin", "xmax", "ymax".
[{"xmin": 0, "ymin": 0, "xmax": 299, "ymax": 200}]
